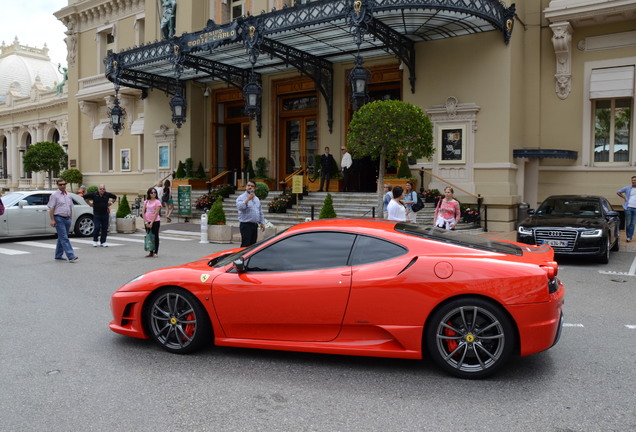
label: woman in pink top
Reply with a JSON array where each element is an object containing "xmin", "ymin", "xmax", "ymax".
[
  {"xmin": 143, "ymin": 187, "xmax": 162, "ymax": 257},
  {"xmin": 434, "ymin": 186, "xmax": 461, "ymax": 230}
]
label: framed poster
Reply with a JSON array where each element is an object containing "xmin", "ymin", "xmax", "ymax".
[
  {"xmin": 438, "ymin": 126, "xmax": 465, "ymax": 164},
  {"xmin": 158, "ymin": 145, "xmax": 169, "ymax": 169},
  {"xmin": 120, "ymin": 148, "xmax": 131, "ymax": 171}
]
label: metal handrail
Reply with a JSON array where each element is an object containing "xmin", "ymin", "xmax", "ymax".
[
  {"xmin": 419, "ymin": 168, "xmax": 480, "ymax": 200},
  {"xmin": 208, "ymin": 170, "xmax": 232, "ymax": 185},
  {"xmin": 280, "ymin": 168, "xmax": 305, "ymax": 189}
]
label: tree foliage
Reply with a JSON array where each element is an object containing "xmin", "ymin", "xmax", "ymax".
[
  {"xmin": 347, "ymin": 100, "xmax": 434, "ymax": 216},
  {"xmin": 23, "ymin": 141, "xmax": 67, "ymax": 188},
  {"xmin": 207, "ymin": 196, "xmax": 226, "ymax": 225},
  {"xmin": 59, "ymin": 168, "xmax": 83, "ymax": 192},
  {"xmin": 116, "ymin": 194, "xmax": 132, "ymax": 218},
  {"xmin": 175, "ymin": 161, "xmax": 186, "ymax": 178},
  {"xmin": 319, "ymin": 192, "xmax": 337, "ymax": 219}
]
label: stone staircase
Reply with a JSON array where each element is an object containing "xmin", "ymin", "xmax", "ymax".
[{"xmin": 189, "ymin": 190, "xmax": 481, "ymax": 232}]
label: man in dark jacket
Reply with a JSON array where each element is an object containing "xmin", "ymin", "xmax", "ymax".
[
  {"xmin": 83, "ymin": 184, "xmax": 117, "ymax": 247},
  {"xmin": 318, "ymin": 146, "xmax": 335, "ymax": 192}
]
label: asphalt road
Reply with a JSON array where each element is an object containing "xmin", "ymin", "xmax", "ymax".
[{"xmin": 1, "ymin": 228, "xmax": 635, "ymax": 432}]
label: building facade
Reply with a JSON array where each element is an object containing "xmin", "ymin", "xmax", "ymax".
[
  {"xmin": 42, "ymin": 0, "xmax": 636, "ymax": 231},
  {"xmin": 0, "ymin": 39, "xmax": 67, "ymax": 190}
]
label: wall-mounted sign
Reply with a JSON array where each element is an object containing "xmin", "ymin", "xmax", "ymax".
[{"xmin": 439, "ymin": 126, "xmax": 465, "ymax": 164}]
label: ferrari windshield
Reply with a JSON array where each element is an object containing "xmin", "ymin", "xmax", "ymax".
[{"xmin": 536, "ymin": 198, "xmax": 600, "ymax": 217}]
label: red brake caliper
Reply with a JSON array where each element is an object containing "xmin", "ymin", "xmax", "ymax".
[
  {"xmin": 183, "ymin": 313, "xmax": 196, "ymax": 340},
  {"xmin": 445, "ymin": 321, "xmax": 458, "ymax": 353}
]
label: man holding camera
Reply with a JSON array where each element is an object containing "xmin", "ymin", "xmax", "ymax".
[{"xmin": 236, "ymin": 180, "xmax": 265, "ymax": 247}]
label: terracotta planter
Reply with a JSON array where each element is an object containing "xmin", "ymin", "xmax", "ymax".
[
  {"xmin": 207, "ymin": 224, "xmax": 233, "ymax": 243},
  {"xmin": 307, "ymin": 178, "xmax": 343, "ymax": 192},
  {"xmin": 116, "ymin": 217, "xmax": 137, "ymax": 233},
  {"xmin": 172, "ymin": 179, "xmax": 208, "ymax": 190}
]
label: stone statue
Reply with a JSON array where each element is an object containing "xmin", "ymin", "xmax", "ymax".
[
  {"xmin": 161, "ymin": 0, "xmax": 177, "ymax": 40},
  {"xmin": 56, "ymin": 64, "xmax": 68, "ymax": 96}
]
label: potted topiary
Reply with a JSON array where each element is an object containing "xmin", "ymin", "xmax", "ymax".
[
  {"xmin": 253, "ymin": 157, "xmax": 275, "ymax": 190},
  {"xmin": 207, "ymin": 196, "xmax": 232, "ymax": 243},
  {"xmin": 254, "ymin": 181, "xmax": 269, "ymax": 200},
  {"xmin": 172, "ymin": 159, "xmax": 208, "ymax": 189},
  {"xmin": 116, "ymin": 194, "xmax": 137, "ymax": 233},
  {"xmin": 319, "ymin": 192, "xmax": 337, "ymax": 219}
]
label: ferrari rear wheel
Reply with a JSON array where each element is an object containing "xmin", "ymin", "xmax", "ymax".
[
  {"xmin": 426, "ymin": 298, "xmax": 515, "ymax": 379},
  {"xmin": 145, "ymin": 287, "xmax": 212, "ymax": 354}
]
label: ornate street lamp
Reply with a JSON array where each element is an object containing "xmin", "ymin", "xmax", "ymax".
[
  {"xmin": 170, "ymin": 85, "xmax": 186, "ymax": 128},
  {"xmin": 108, "ymin": 60, "xmax": 126, "ymax": 135},
  {"xmin": 349, "ymin": 55, "xmax": 369, "ymax": 110},
  {"xmin": 243, "ymin": 72, "xmax": 261, "ymax": 119},
  {"xmin": 108, "ymin": 95, "xmax": 126, "ymax": 135}
]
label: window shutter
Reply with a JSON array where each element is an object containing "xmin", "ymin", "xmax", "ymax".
[{"xmin": 590, "ymin": 66, "xmax": 634, "ymax": 99}]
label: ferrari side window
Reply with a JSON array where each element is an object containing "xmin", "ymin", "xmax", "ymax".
[
  {"xmin": 350, "ymin": 235, "xmax": 407, "ymax": 266},
  {"xmin": 246, "ymin": 232, "xmax": 356, "ymax": 272}
]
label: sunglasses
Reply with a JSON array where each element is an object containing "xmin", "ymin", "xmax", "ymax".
[{"xmin": 58, "ymin": 183, "xmax": 67, "ymax": 186}]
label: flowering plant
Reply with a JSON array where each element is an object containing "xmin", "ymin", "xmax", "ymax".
[
  {"xmin": 195, "ymin": 192, "xmax": 218, "ymax": 209},
  {"xmin": 460, "ymin": 204, "xmax": 480, "ymax": 222},
  {"xmin": 423, "ymin": 188, "xmax": 442, "ymax": 201}
]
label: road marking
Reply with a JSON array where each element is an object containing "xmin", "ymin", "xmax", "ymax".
[
  {"xmin": 563, "ymin": 323, "xmax": 584, "ymax": 328},
  {"xmin": 599, "ymin": 255, "xmax": 636, "ymax": 277},
  {"xmin": 130, "ymin": 232, "xmax": 194, "ymax": 241},
  {"xmin": 16, "ymin": 241, "xmax": 81, "ymax": 250},
  {"xmin": 0, "ymin": 247, "xmax": 30, "ymax": 255},
  {"xmin": 106, "ymin": 236, "xmax": 144, "ymax": 243},
  {"xmin": 162, "ymin": 229, "xmax": 202, "ymax": 237},
  {"xmin": 72, "ymin": 239, "xmax": 123, "ymax": 246},
  {"xmin": 626, "ymin": 325, "xmax": 636, "ymax": 330}
]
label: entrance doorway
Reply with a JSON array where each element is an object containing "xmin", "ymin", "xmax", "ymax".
[
  {"xmin": 215, "ymin": 100, "xmax": 250, "ymax": 182},
  {"xmin": 277, "ymin": 93, "xmax": 319, "ymax": 183}
]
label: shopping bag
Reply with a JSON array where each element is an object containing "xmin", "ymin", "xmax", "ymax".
[{"xmin": 144, "ymin": 231, "xmax": 155, "ymax": 252}]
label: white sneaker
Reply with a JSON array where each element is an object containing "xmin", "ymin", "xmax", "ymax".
[
  {"xmin": 101, "ymin": 243, "xmax": 109, "ymax": 247},
  {"xmin": 93, "ymin": 241, "xmax": 98, "ymax": 247}
]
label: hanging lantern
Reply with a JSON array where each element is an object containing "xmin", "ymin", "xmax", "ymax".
[
  {"xmin": 108, "ymin": 96, "xmax": 126, "ymax": 135},
  {"xmin": 170, "ymin": 87, "xmax": 187, "ymax": 128},
  {"xmin": 242, "ymin": 74, "xmax": 262, "ymax": 119}
]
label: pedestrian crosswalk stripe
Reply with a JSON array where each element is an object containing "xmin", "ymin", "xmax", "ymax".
[
  {"xmin": 106, "ymin": 236, "xmax": 145, "ymax": 243},
  {"xmin": 72, "ymin": 239, "xmax": 123, "ymax": 246},
  {"xmin": 0, "ymin": 247, "xmax": 30, "ymax": 255},
  {"xmin": 130, "ymin": 233, "xmax": 194, "ymax": 241},
  {"xmin": 16, "ymin": 241, "xmax": 81, "ymax": 250}
]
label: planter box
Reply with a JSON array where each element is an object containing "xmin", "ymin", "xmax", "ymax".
[
  {"xmin": 207, "ymin": 224, "xmax": 233, "ymax": 243},
  {"xmin": 253, "ymin": 178, "xmax": 276, "ymax": 191},
  {"xmin": 172, "ymin": 179, "xmax": 209, "ymax": 190},
  {"xmin": 257, "ymin": 227, "xmax": 278, "ymax": 242},
  {"xmin": 116, "ymin": 217, "xmax": 137, "ymax": 233},
  {"xmin": 307, "ymin": 178, "xmax": 343, "ymax": 192},
  {"xmin": 382, "ymin": 178, "xmax": 417, "ymax": 191}
]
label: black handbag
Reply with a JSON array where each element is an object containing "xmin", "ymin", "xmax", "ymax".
[{"xmin": 411, "ymin": 193, "xmax": 424, "ymax": 213}]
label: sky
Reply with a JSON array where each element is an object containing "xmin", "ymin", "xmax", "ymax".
[{"xmin": 1, "ymin": 0, "xmax": 68, "ymax": 69}]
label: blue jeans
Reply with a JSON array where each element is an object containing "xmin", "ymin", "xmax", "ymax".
[
  {"xmin": 54, "ymin": 215, "xmax": 75, "ymax": 260},
  {"xmin": 626, "ymin": 207, "xmax": 636, "ymax": 240},
  {"xmin": 93, "ymin": 213, "xmax": 109, "ymax": 244}
]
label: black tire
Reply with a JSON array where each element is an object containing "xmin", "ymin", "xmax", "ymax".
[
  {"xmin": 598, "ymin": 235, "xmax": 610, "ymax": 264},
  {"xmin": 74, "ymin": 214, "xmax": 94, "ymax": 237},
  {"xmin": 425, "ymin": 297, "xmax": 515, "ymax": 379},
  {"xmin": 145, "ymin": 287, "xmax": 212, "ymax": 354},
  {"xmin": 611, "ymin": 235, "xmax": 619, "ymax": 252}
]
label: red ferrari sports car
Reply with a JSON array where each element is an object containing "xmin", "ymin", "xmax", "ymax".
[{"xmin": 110, "ymin": 219, "xmax": 564, "ymax": 379}]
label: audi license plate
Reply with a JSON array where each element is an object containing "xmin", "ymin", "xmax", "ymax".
[{"xmin": 543, "ymin": 239, "xmax": 568, "ymax": 247}]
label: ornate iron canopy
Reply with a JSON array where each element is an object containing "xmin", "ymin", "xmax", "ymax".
[{"xmin": 105, "ymin": 0, "xmax": 516, "ymax": 132}]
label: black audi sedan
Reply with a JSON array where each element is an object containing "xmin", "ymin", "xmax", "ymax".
[{"xmin": 517, "ymin": 195, "xmax": 620, "ymax": 264}]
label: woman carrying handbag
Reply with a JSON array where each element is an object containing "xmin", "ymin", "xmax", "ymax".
[{"xmin": 143, "ymin": 187, "xmax": 162, "ymax": 257}]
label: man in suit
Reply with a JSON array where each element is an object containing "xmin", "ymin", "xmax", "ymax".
[{"xmin": 318, "ymin": 146, "xmax": 335, "ymax": 192}]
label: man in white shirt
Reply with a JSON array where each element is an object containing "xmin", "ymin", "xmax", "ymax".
[{"xmin": 341, "ymin": 147, "xmax": 353, "ymax": 192}]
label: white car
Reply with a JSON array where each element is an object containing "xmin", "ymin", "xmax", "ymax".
[{"xmin": 0, "ymin": 190, "xmax": 94, "ymax": 238}]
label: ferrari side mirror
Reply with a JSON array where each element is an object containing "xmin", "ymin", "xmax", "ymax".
[{"xmin": 233, "ymin": 257, "xmax": 245, "ymax": 273}]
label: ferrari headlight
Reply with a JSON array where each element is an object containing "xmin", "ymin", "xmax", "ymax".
[
  {"xmin": 518, "ymin": 226, "xmax": 533, "ymax": 236},
  {"xmin": 581, "ymin": 229, "xmax": 602, "ymax": 237},
  {"xmin": 126, "ymin": 274, "xmax": 146, "ymax": 284}
]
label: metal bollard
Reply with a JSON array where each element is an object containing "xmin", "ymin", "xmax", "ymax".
[{"xmin": 200, "ymin": 212, "xmax": 208, "ymax": 243}]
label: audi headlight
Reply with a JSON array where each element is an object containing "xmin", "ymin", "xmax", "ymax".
[
  {"xmin": 518, "ymin": 226, "xmax": 533, "ymax": 235},
  {"xmin": 581, "ymin": 229, "xmax": 602, "ymax": 237}
]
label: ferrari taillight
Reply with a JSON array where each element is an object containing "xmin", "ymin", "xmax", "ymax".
[{"xmin": 540, "ymin": 261, "xmax": 558, "ymax": 279}]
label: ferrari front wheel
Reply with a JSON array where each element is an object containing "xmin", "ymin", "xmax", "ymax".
[
  {"xmin": 426, "ymin": 298, "xmax": 515, "ymax": 379},
  {"xmin": 145, "ymin": 287, "xmax": 212, "ymax": 354}
]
